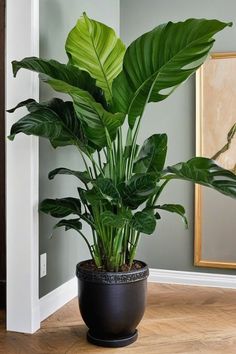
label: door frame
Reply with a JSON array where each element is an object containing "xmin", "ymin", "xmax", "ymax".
[
  {"xmin": 0, "ymin": 0, "xmax": 6, "ymax": 308},
  {"xmin": 6, "ymin": 0, "xmax": 40, "ymax": 333}
]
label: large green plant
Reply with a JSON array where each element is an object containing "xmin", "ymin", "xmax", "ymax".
[{"xmin": 8, "ymin": 14, "xmax": 236, "ymax": 271}]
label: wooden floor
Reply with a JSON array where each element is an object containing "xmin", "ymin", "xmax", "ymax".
[{"xmin": 1, "ymin": 283, "xmax": 236, "ymax": 353}]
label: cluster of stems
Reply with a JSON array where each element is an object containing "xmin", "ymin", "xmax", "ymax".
[{"xmin": 75, "ymin": 110, "xmax": 168, "ymax": 272}]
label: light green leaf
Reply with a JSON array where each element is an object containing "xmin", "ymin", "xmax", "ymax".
[
  {"xmin": 113, "ymin": 19, "xmax": 231, "ymax": 127},
  {"xmin": 66, "ymin": 12, "xmax": 126, "ymax": 102}
]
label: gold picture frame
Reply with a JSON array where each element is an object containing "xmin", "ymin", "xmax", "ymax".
[{"xmin": 195, "ymin": 52, "xmax": 236, "ymax": 269}]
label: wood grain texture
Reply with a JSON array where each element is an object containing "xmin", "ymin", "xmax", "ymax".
[
  {"xmin": 0, "ymin": 0, "xmax": 6, "ymax": 308},
  {"xmin": 1, "ymin": 283, "xmax": 236, "ymax": 353}
]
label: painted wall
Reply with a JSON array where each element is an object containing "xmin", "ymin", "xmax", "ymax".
[
  {"xmin": 120, "ymin": 0, "xmax": 236, "ymax": 275},
  {"xmin": 39, "ymin": 0, "xmax": 120, "ymax": 297},
  {"xmin": 39, "ymin": 0, "xmax": 236, "ymax": 299}
]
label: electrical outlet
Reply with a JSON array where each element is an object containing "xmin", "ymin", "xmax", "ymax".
[{"xmin": 40, "ymin": 253, "xmax": 47, "ymax": 278}]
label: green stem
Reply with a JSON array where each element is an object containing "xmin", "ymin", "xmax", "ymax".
[{"xmin": 129, "ymin": 231, "xmax": 140, "ymax": 268}]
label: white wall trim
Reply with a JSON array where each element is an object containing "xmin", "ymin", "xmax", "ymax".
[
  {"xmin": 39, "ymin": 270, "xmax": 236, "ymax": 324},
  {"xmin": 149, "ymin": 268, "xmax": 236, "ymax": 289},
  {"xmin": 37, "ymin": 269, "xmax": 236, "ymax": 325},
  {"xmin": 40, "ymin": 277, "xmax": 77, "ymax": 322},
  {"xmin": 6, "ymin": 0, "xmax": 40, "ymax": 333}
]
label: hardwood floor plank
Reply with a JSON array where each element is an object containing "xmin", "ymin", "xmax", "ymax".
[{"xmin": 1, "ymin": 283, "xmax": 236, "ymax": 353}]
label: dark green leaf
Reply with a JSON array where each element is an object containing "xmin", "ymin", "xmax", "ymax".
[
  {"xmin": 153, "ymin": 204, "xmax": 188, "ymax": 228},
  {"xmin": 12, "ymin": 57, "xmax": 106, "ymax": 106},
  {"xmin": 166, "ymin": 157, "xmax": 236, "ymax": 199},
  {"xmin": 48, "ymin": 168, "xmax": 91, "ymax": 184},
  {"xmin": 134, "ymin": 134, "xmax": 167, "ymax": 173},
  {"xmin": 54, "ymin": 218, "xmax": 82, "ymax": 232},
  {"xmin": 7, "ymin": 99, "xmax": 36, "ymax": 113},
  {"xmin": 131, "ymin": 210, "xmax": 156, "ymax": 235},
  {"xmin": 8, "ymin": 98, "xmax": 91, "ymax": 152},
  {"xmin": 77, "ymin": 187, "xmax": 88, "ymax": 205},
  {"xmin": 84, "ymin": 188, "xmax": 105, "ymax": 206},
  {"xmin": 119, "ymin": 173, "xmax": 157, "ymax": 209},
  {"xmin": 113, "ymin": 19, "xmax": 231, "ymax": 127},
  {"xmin": 100, "ymin": 210, "xmax": 132, "ymax": 228},
  {"xmin": 39, "ymin": 198, "xmax": 81, "ymax": 217},
  {"xmin": 94, "ymin": 178, "xmax": 120, "ymax": 202},
  {"xmin": 44, "ymin": 81, "xmax": 124, "ymax": 148}
]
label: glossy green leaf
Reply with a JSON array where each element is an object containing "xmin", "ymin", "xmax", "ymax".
[
  {"xmin": 166, "ymin": 157, "xmax": 236, "ymax": 198},
  {"xmin": 66, "ymin": 13, "xmax": 126, "ymax": 102},
  {"xmin": 134, "ymin": 134, "xmax": 167, "ymax": 173},
  {"xmin": 131, "ymin": 210, "xmax": 156, "ymax": 235},
  {"xmin": 113, "ymin": 19, "xmax": 231, "ymax": 127},
  {"xmin": 48, "ymin": 168, "xmax": 91, "ymax": 184},
  {"xmin": 153, "ymin": 204, "xmax": 188, "ymax": 228},
  {"xmin": 39, "ymin": 198, "xmax": 82, "ymax": 218},
  {"xmin": 119, "ymin": 173, "xmax": 157, "ymax": 209},
  {"xmin": 12, "ymin": 57, "xmax": 106, "ymax": 106},
  {"xmin": 8, "ymin": 98, "xmax": 91, "ymax": 152},
  {"xmin": 46, "ymin": 81, "xmax": 124, "ymax": 148},
  {"xmin": 100, "ymin": 210, "xmax": 132, "ymax": 228},
  {"xmin": 94, "ymin": 178, "xmax": 120, "ymax": 202}
]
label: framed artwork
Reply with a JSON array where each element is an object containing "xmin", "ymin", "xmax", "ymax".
[{"xmin": 195, "ymin": 52, "xmax": 236, "ymax": 269}]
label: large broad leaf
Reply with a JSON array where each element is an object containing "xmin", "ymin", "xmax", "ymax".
[
  {"xmin": 39, "ymin": 198, "xmax": 82, "ymax": 217},
  {"xmin": 12, "ymin": 58, "xmax": 124, "ymax": 148},
  {"xmin": 153, "ymin": 204, "xmax": 188, "ymax": 228},
  {"xmin": 12, "ymin": 57, "xmax": 106, "ymax": 106},
  {"xmin": 166, "ymin": 157, "xmax": 236, "ymax": 198},
  {"xmin": 112, "ymin": 19, "xmax": 231, "ymax": 127},
  {"xmin": 119, "ymin": 173, "xmax": 157, "ymax": 209},
  {"xmin": 66, "ymin": 13, "xmax": 126, "ymax": 102},
  {"xmin": 48, "ymin": 168, "xmax": 91, "ymax": 185},
  {"xmin": 134, "ymin": 134, "xmax": 167, "ymax": 174},
  {"xmin": 45, "ymin": 80, "xmax": 124, "ymax": 148},
  {"xmin": 131, "ymin": 210, "xmax": 156, "ymax": 235},
  {"xmin": 8, "ymin": 98, "xmax": 91, "ymax": 152}
]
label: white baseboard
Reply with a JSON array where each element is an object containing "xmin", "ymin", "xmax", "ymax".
[
  {"xmin": 39, "ymin": 269, "xmax": 236, "ymax": 324},
  {"xmin": 149, "ymin": 268, "xmax": 236, "ymax": 289},
  {"xmin": 39, "ymin": 277, "xmax": 77, "ymax": 322}
]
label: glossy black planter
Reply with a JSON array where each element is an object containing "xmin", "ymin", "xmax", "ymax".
[{"xmin": 76, "ymin": 260, "xmax": 149, "ymax": 348}]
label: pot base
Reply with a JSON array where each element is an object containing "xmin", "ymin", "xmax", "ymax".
[{"xmin": 87, "ymin": 329, "xmax": 138, "ymax": 348}]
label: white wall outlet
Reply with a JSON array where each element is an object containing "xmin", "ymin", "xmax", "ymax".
[{"xmin": 40, "ymin": 253, "xmax": 47, "ymax": 278}]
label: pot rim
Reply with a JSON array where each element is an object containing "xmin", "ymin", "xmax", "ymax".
[{"xmin": 76, "ymin": 259, "xmax": 149, "ymax": 285}]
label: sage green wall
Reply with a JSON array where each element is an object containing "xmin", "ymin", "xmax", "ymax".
[
  {"xmin": 120, "ymin": 0, "xmax": 236, "ymax": 275},
  {"xmin": 39, "ymin": 0, "xmax": 120, "ymax": 298},
  {"xmin": 39, "ymin": 0, "xmax": 236, "ymax": 298}
]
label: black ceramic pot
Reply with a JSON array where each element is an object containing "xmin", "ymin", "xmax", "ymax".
[{"xmin": 76, "ymin": 260, "xmax": 149, "ymax": 348}]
